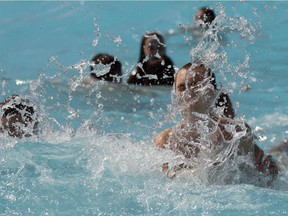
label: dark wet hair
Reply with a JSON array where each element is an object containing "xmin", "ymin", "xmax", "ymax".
[
  {"xmin": 1, "ymin": 94, "xmax": 35, "ymax": 123},
  {"xmin": 0, "ymin": 94, "xmax": 38, "ymax": 138},
  {"xmin": 127, "ymin": 31, "xmax": 174, "ymax": 85},
  {"xmin": 195, "ymin": 7, "xmax": 216, "ymax": 24},
  {"xmin": 138, "ymin": 32, "xmax": 166, "ymax": 62},
  {"xmin": 178, "ymin": 62, "xmax": 217, "ymax": 89},
  {"xmin": 90, "ymin": 53, "xmax": 122, "ymax": 83}
]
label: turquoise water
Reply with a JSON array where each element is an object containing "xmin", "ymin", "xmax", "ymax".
[{"xmin": 1, "ymin": 1, "xmax": 288, "ymax": 215}]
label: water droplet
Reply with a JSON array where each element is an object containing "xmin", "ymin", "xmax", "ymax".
[
  {"xmin": 48, "ymin": 56, "xmax": 57, "ymax": 62},
  {"xmin": 96, "ymin": 92, "xmax": 101, "ymax": 99},
  {"xmin": 258, "ymin": 135, "xmax": 267, "ymax": 141}
]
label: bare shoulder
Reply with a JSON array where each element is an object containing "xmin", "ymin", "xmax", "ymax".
[{"xmin": 154, "ymin": 128, "xmax": 172, "ymax": 149}]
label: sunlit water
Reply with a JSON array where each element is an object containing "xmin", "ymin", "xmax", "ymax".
[{"xmin": 1, "ymin": 1, "xmax": 288, "ymax": 215}]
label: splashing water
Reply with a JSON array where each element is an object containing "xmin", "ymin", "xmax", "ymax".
[
  {"xmin": 189, "ymin": 3, "xmax": 256, "ymax": 95},
  {"xmin": 92, "ymin": 19, "xmax": 101, "ymax": 47},
  {"xmin": 1, "ymin": 1, "xmax": 288, "ymax": 215},
  {"xmin": 159, "ymin": 3, "xmax": 279, "ymax": 186},
  {"xmin": 106, "ymin": 32, "xmax": 122, "ymax": 47}
]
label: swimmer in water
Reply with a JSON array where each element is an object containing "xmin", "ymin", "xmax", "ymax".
[
  {"xmin": 166, "ymin": 7, "xmax": 218, "ymax": 43},
  {"xmin": 0, "ymin": 95, "xmax": 38, "ymax": 138},
  {"xmin": 127, "ymin": 32, "xmax": 175, "ymax": 85},
  {"xmin": 270, "ymin": 140, "xmax": 288, "ymax": 154},
  {"xmin": 270, "ymin": 140, "xmax": 288, "ymax": 169},
  {"xmin": 154, "ymin": 63, "xmax": 278, "ymax": 183},
  {"xmin": 83, "ymin": 53, "xmax": 122, "ymax": 85},
  {"xmin": 270, "ymin": 140, "xmax": 288, "ymax": 172},
  {"xmin": 194, "ymin": 7, "xmax": 216, "ymax": 26}
]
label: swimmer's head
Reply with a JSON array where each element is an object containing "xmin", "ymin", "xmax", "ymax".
[
  {"xmin": 90, "ymin": 53, "xmax": 122, "ymax": 83},
  {"xmin": 175, "ymin": 63, "xmax": 216, "ymax": 96},
  {"xmin": 140, "ymin": 32, "xmax": 166, "ymax": 60},
  {"xmin": 195, "ymin": 7, "xmax": 216, "ymax": 25},
  {"xmin": 174, "ymin": 63, "xmax": 217, "ymax": 115},
  {"xmin": 0, "ymin": 95, "xmax": 38, "ymax": 138}
]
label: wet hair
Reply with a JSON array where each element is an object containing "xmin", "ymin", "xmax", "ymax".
[
  {"xmin": 127, "ymin": 31, "xmax": 174, "ymax": 85},
  {"xmin": 138, "ymin": 31, "xmax": 166, "ymax": 62},
  {"xmin": 90, "ymin": 53, "xmax": 122, "ymax": 83},
  {"xmin": 1, "ymin": 95, "xmax": 35, "ymax": 122},
  {"xmin": 0, "ymin": 94, "xmax": 38, "ymax": 137},
  {"xmin": 195, "ymin": 7, "xmax": 216, "ymax": 24},
  {"xmin": 176, "ymin": 62, "xmax": 217, "ymax": 90}
]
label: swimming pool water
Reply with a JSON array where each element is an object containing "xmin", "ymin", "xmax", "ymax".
[{"xmin": 1, "ymin": 1, "xmax": 288, "ymax": 215}]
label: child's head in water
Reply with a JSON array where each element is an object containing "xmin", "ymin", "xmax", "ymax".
[
  {"xmin": 174, "ymin": 62, "xmax": 235, "ymax": 119},
  {"xmin": 139, "ymin": 32, "xmax": 166, "ymax": 60},
  {"xmin": 195, "ymin": 7, "xmax": 216, "ymax": 26},
  {"xmin": 127, "ymin": 31, "xmax": 175, "ymax": 85},
  {"xmin": 0, "ymin": 95, "xmax": 38, "ymax": 138},
  {"xmin": 90, "ymin": 53, "xmax": 122, "ymax": 83},
  {"xmin": 175, "ymin": 63, "xmax": 216, "ymax": 96},
  {"xmin": 174, "ymin": 63, "xmax": 217, "ymax": 116}
]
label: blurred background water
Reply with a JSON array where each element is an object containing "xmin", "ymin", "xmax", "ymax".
[{"xmin": 0, "ymin": 1, "xmax": 288, "ymax": 215}]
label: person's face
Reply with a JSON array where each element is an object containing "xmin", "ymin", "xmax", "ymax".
[
  {"xmin": 174, "ymin": 65, "xmax": 215, "ymax": 114},
  {"xmin": 143, "ymin": 37, "xmax": 165, "ymax": 57}
]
